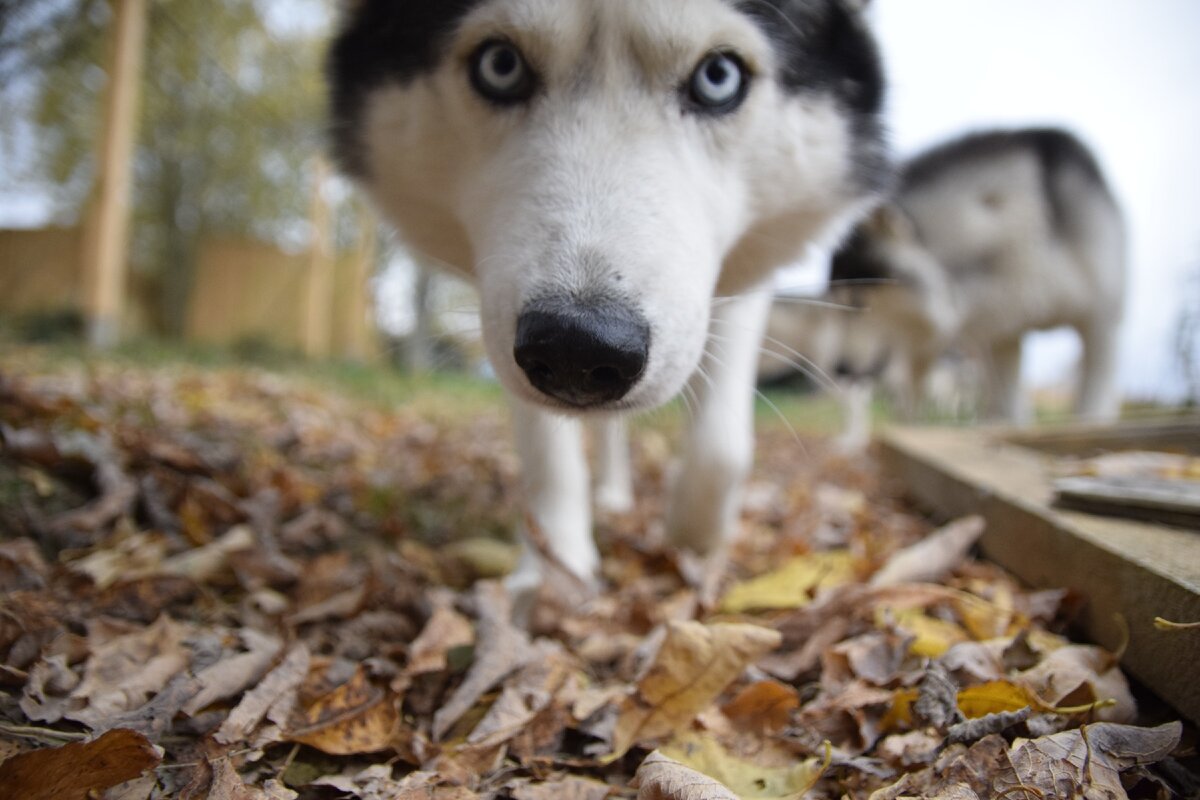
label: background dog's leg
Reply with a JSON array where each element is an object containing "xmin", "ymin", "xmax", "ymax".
[
  {"xmin": 1076, "ymin": 317, "xmax": 1121, "ymax": 422},
  {"xmin": 837, "ymin": 379, "xmax": 874, "ymax": 452},
  {"xmin": 506, "ymin": 400, "xmax": 597, "ymax": 600},
  {"xmin": 985, "ymin": 336, "xmax": 1028, "ymax": 423},
  {"xmin": 667, "ymin": 287, "xmax": 772, "ymax": 559},
  {"xmin": 591, "ymin": 417, "xmax": 634, "ymax": 514}
]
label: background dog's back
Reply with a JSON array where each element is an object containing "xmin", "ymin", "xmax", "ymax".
[{"xmin": 833, "ymin": 128, "xmax": 1126, "ymax": 421}]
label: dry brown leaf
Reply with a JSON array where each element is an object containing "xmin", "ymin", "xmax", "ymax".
[
  {"xmin": 432, "ymin": 581, "xmax": 533, "ymax": 741},
  {"xmin": 216, "ymin": 644, "xmax": 310, "ymax": 745},
  {"xmin": 207, "ymin": 757, "xmax": 275, "ymax": 800},
  {"xmin": 0, "ymin": 728, "xmax": 161, "ymax": 800},
  {"xmin": 160, "ymin": 525, "xmax": 256, "ymax": 583},
  {"xmin": 467, "ymin": 639, "xmax": 572, "ymax": 747},
  {"xmin": 183, "ymin": 628, "xmax": 282, "ymax": 716},
  {"xmin": 1016, "ymin": 644, "xmax": 1136, "ymax": 722},
  {"xmin": 47, "ymin": 457, "xmax": 138, "ymax": 539},
  {"xmin": 1001, "ymin": 721, "xmax": 1182, "ymax": 799},
  {"xmin": 720, "ymin": 679, "xmax": 800, "ymax": 734},
  {"xmin": 509, "ymin": 776, "xmax": 615, "ymax": 800},
  {"xmin": 635, "ymin": 751, "xmax": 740, "ymax": 800},
  {"xmin": 870, "ymin": 516, "xmax": 985, "ymax": 587},
  {"xmin": 407, "ymin": 596, "xmax": 475, "ymax": 677},
  {"xmin": 286, "ymin": 665, "xmax": 400, "ymax": 755},
  {"xmin": 65, "ymin": 615, "xmax": 192, "ymax": 730},
  {"xmin": 314, "ymin": 766, "xmax": 474, "ymax": 799},
  {"xmin": 610, "ymin": 620, "xmax": 781, "ymax": 758}
]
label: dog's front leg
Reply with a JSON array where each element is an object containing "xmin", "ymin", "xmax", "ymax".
[
  {"xmin": 506, "ymin": 399, "xmax": 597, "ymax": 599},
  {"xmin": 591, "ymin": 416, "xmax": 634, "ymax": 514},
  {"xmin": 667, "ymin": 287, "xmax": 772, "ymax": 557}
]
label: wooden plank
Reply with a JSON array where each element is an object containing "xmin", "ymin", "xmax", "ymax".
[
  {"xmin": 1054, "ymin": 475, "xmax": 1200, "ymax": 529},
  {"xmin": 879, "ymin": 423, "xmax": 1200, "ymax": 724},
  {"xmin": 81, "ymin": 0, "xmax": 148, "ymax": 348}
]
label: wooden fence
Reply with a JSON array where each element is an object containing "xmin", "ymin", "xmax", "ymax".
[{"xmin": 0, "ymin": 227, "xmax": 376, "ymax": 360}]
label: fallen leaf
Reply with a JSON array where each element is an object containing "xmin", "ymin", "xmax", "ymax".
[
  {"xmin": 869, "ymin": 516, "xmax": 985, "ymax": 587},
  {"xmin": 509, "ymin": 776, "xmax": 614, "ymax": 800},
  {"xmin": 65, "ymin": 616, "xmax": 192, "ymax": 730},
  {"xmin": 1001, "ymin": 721, "xmax": 1182, "ymax": 799},
  {"xmin": 286, "ymin": 666, "xmax": 400, "ymax": 755},
  {"xmin": 160, "ymin": 525, "xmax": 257, "ymax": 583},
  {"xmin": 611, "ymin": 621, "xmax": 782, "ymax": 758},
  {"xmin": 720, "ymin": 550, "xmax": 856, "ymax": 613},
  {"xmin": 467, "ymin": 640, "xmax": 572, "ymax": 747},
  {"xmin": 946, "ymin": 707, "xmax": 1032, "ymax": 745},
  {"xmin": 432, "ymin": 581, "xmax": 533, "ymax": 741},
  {"xmin": 720, "ymin": 679, "xmax": 800, "ymax": 734},
  {"xmin": 406, "ymin": 596, "xmax": 475, "ymax": 677},
  {"xmin": 0, "ymin": 728, "xmax": 161, "ymax": 800},
  {"xmin": 216, "ymin": 644, "xmax": 310, "ymax": 745},
  {"xmin": 660, "ymin": 734, "xmax": 826, "ymax": 799},
  {"xmin": 1016, "ymin": 644, "xmax": 1136, "ymax": 722},
  {"xmin": 183, "ymin": 628, "xmax": 283, "ymax": 716},
  {"xmin": 635, "ymin": 751, "xmax": 740, "ymax": 800}
]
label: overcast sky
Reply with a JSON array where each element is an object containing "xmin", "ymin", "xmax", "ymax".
[{"xmin": 871, "ymin": 0, "xmax": 1200, "ymax": 400}]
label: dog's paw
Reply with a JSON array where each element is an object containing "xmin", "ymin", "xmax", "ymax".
[{"xmin": 593, "ymin": 481, "xmax": 634, "ymax": 515}]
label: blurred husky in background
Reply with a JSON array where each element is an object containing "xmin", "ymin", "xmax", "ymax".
[
  {"xmin": 328, "ymin": 0, "xmax": 890, "ymax": 595},
  {"xmin": 827, "ymin": 127, "xmax": 1126, "ymax": 426}
]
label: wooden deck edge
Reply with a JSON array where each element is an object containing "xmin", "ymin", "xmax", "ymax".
[{"xmin": 878, "ymin": 424, "xmax": 1200, "ymax": 725}]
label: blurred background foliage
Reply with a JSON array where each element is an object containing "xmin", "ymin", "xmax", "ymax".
[{"xmin": 0, "ymin": 0, "xmax": 337, "ymax": 338}]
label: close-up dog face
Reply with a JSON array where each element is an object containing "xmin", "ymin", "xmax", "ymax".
[{"xmin": 329, "ymin": 0, "xmax": 887, "ymax": 412}]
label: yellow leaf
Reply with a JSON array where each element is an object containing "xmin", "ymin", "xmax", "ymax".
[
  {"xmin": 720, "ymin": 551, "xmax": 856, "ymax": 613},
  {"xmin": 660, "ymin": 734, "xmax": 826, "ymax": 800},
  {"xmin": 886, "ymin": 681, "xmax": 1042, "ymax": 730},
  {"xmin": 882, "ymin": 688, "xmax": 918, "ymax": 730},
  {"xmin": 609, "ymin": 621, "xmax": 781, "ymax": 759},
  {"xmin": 955, "ymin": 681, "xmax": 1039, "ymax": 719},
  {"xmin": 880, "ymin": 607, "xmax": 968, "ymax": 657}
]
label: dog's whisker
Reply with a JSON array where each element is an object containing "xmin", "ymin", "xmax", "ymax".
[
  {"xmin": 707, "ymin": 323, "xmax": 843, "ymax": 399},
  {"xmin": 766, "ymin": 296, "xmax": 863, "ymax": 313}
]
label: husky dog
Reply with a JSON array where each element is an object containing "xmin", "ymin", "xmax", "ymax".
[
  {"xmin": 829, "ymin": 128, "xmax": 1126, "ymax": 424},
  {"xmin": 328, "ymin": 0, "xmax": 888, "ymax": 592}
]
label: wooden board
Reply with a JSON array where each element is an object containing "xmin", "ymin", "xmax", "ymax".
[
  {"xmin": 879, "ymin": 421, "xmax": 1200, "ymax": 725},
  {"xmin": 1054, "ymin": 475, "xmax": 1200, "ymax": 529}
]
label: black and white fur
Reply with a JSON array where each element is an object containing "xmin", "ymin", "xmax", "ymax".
[
  {"xmin": 328, "ymin": 0, "xmax": 889, "ymax": 593},
  {"xmin": 829, "ymin": 127, "xmax": 1126, "ymax": 425}
]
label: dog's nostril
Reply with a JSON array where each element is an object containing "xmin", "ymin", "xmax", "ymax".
[
  {"xmin": 585, "ymin": 365, "xmax": 623, "ymax": 390},
  {"xmin": 513, "ymin": 300, "xmax": 650, "ymax": 407}
]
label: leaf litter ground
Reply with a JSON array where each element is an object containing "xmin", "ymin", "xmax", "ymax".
[{"xmin": 0, "ymin": 350, "xmax": 1196, "ymax": 799}]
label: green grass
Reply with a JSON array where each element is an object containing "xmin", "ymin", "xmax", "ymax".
[{"xmin": 0, "ymin": 331, "xmax": 862, "ymax": 432}]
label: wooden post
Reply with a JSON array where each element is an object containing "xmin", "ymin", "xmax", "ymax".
[
  {"xmin": 81, "ymin": 0, "xmax": 147, "ymax": 348},
  {"xmin": 303, "ymin": 156, "xmax": 334, "ymax": 359},
  {"xmin": 344, "ymin": 201, "xmax": 377, "ymax": 361}
]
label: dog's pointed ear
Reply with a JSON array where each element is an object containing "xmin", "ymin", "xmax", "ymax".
[{"xmin": 866, "ymin": 205, "xmax": 916, "ymax": 242}]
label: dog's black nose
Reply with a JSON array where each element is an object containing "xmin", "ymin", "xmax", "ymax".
[{"xmin": 514, "ymin": 300, "xmax": 650, "ymax": 407}]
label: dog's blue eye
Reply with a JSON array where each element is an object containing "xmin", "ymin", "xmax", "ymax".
[
  {"xmin": 687, "ymin": 51, "xmax": 748, "ymax": 113},
  {"xmin": 470, "ymin": 41, "xmax": 535, "ymax": 105}
]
